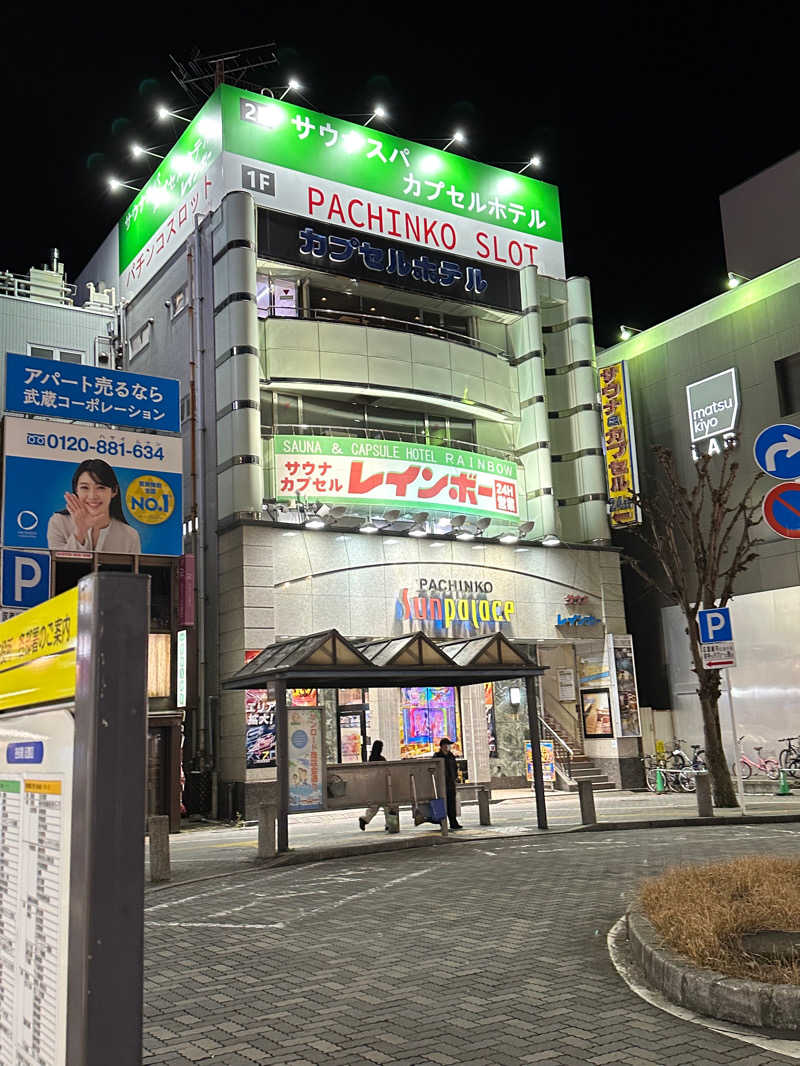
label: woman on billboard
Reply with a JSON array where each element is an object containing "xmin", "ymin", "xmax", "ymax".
[{"xmin": 47, "ymin": 459, "xmax": 142, "ymax": 553}]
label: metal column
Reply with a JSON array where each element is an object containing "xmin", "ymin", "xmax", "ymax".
[
  {"xmin": 525, "ymin": 675, "xmax": 548, "ymax": 830},
  {"xmin": 276, "ymin": 681, "xmax": 289, "ymax": 852}
]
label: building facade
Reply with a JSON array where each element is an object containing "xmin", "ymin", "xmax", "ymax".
[
  {"xmin": 79, "ymin": 85, "xmax": 638, "ymax": 815},
  {"xmin": 598, "ymin": 256, "xmax": 800, "ymax": 761},
  {"xmin": 0, "ymin": 253, "xmax": 184, "ymax": 827}
]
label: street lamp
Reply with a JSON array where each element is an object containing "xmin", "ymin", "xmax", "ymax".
[
  {"xmin": 156, "ymin": 104, "xmax": 191, "ymax": 123},
  {"xmin": 279, "ymin": 78, "xmax": 302, "ymax": 100},
  {"xmin": 108, "ymin": 177, "xmax": 142, "ymax": 193},
  {"xmin": 727, "ymin": 271, "xmax": 749, "ymax": 289},
  {"xmin": 519, "ymin": 155, "xmax": 542, "ymax": 173},
  {"xmin": 363, "ymin": 104, "xmax": 387, "ymax": 127},
  {"xmin": 131, "ymin": 143, "xmax": 164, "ymax": 160},
  {"xmin": 619, "ymin": 324, "xmax": 641, "ymax": 342},
  {"xmin": 443, "ymin": 130, "xmax": 465, "ymax": 152}
]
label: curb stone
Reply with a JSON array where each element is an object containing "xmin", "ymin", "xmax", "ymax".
[{"xmin": 627, "ymin": 903, "xmax": 800, "ymax": 1031}]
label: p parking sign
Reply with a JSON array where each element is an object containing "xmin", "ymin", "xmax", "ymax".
[
  {"xmin": 1, "ymin": 548, "xmax": 50, "ymax": 609},
  {"xmin": 698, "ymin": 607, "xmax": 733, "ymax": 644}
]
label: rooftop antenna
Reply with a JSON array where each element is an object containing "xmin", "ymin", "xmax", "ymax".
[{"xmin": 170, "ymin": 44, "xmax": 279, "ymax": 106}]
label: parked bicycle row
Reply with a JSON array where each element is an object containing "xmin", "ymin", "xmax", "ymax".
[{"xmin": 643, "ymin": 736, "xmax": 800, "ymax": 793}]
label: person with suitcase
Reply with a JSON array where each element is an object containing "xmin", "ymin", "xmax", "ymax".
[{"xmin": 434, "ymin": 737, "xmax": 463, "ymax": 830}]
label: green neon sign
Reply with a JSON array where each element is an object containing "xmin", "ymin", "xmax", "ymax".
[{"xmin": 221, "ymin": 85, "xmax": 562, "ymax": 245}]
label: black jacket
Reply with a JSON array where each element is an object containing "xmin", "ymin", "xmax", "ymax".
[{"xmin": 434, "ymin": 749, "xmax": 458, "ymax": 788}]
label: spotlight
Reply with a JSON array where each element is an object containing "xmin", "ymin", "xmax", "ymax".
[
  {"xmin": 619, "ymin": 324, "xmax": 640, "ymax": 341},
  {"xmin": 408, "ymin": 527, "xmax": 427, "ymax": 538},
  {"xmin": 541, "ymin": 533, "xmax": 561, "ymax": 547},
  {"xmin": 498, "ymin": 532, "xmax": 519, "ymax": 544},
  {"xmin": 359, "ymin": 519, "xmax": 379, "ymax": 534},
  {"xmin": 727, "ymin": 271, "xmax": 749, "ymax": 289},
  {"xmin": 305, "ymin": 517, "xmax": 325, "ymax": 530},
  {"xmin": 518, "ymin": 521, "xmax": 536, "ymax": 537},
  {"xmin": 455, "ymin": 530, "xmax": 475, "ymax": 541},
  {"xmin": 443, "ymin": 131, "xmax": 466, "ymax": 152}
]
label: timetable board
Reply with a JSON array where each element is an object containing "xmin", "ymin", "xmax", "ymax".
[{"xmin": 0, "ymin": 705, "xmax": 74, "ymax": 1066}]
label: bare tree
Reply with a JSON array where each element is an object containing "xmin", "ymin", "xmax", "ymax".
[{"xmin": 625, "ymin": 444, "xmax": 764, "ymax": 807}]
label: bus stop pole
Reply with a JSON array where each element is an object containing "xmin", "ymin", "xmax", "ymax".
[
  {"xmin": 66, "ymin": 571, "xmax": 150, "ymax": 1066},
  {"xmin": 526, "ymin": 675, "xmax": 548, "ymax": 830},
  {"xmin": 276, "ymin": 681, "xmax": 289, "ymax": 852}
]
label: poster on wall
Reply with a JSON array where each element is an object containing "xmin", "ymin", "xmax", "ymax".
[
  {"xmin": 557, "ymin": 668, "xmax": 576, "ymax": 702},
  {"xmin": 288, "ymin": 705, "xmax": 325, "ymax": 812},
  {"xmin": 608, "ymin": 634, "xmax": 642, "ymax": 737},
  {"xmin": 289, "ymin": 688, "xmax": 317, "ymax": 707},
  {"xmin": 525, "ymin": 741, "xmax": 555, "ymax": 784},
  {"xmin": 400, "ymin": 687, "xmax": 461, "ymax": 758},
  {"xmin": 581, "ymin": 689, "xmax": 613, "ymax": 738},
  {"xmin": 244, "ymin": 650, "xmax": 276, "ymax": 769},
  {"xmin": 2, "ymin": 416, "xmax": 183, "ymax": 555},
  {"xmin": 484, "ymin": 682, "xmax": 498, "ymax": 759},
  {"xmin": 338, "ymin": 688, "xmax": 365, "ymax": 706}
]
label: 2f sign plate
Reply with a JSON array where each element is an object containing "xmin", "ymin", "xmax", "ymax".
[{"xmin": 1, "ymin": 549, "xmax": 50, "ymax": 609}]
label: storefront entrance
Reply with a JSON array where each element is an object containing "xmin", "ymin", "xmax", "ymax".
[{"xmin": 337, "ymin": 689, "xmax": 369, "ymax": 762}]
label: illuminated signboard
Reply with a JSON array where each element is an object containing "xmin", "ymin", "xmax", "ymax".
[
  {"xmin": 599, "ymin": 361, "xmax": 641, "ymax": 528},
  {"xmin": 686, "ymin": 367, "xmax": 740, "ymax": 459},
  {"xmin": 273, "ymin": 435, "xmax": 520, "ymax": 521},
  {"xmin": 397, "ymin": 578, "xmax": 515, "ymax": 634},
  {"xmin": 119, "ymin": 84, "xmax": 564, "ymax": 297}
]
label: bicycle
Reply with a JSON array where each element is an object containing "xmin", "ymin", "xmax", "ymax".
[
  {"xmin": 732, "ymin": 739, "xmax": 780, "ymax": 780},
  {"xmin": 666, "ymin": 740, "xmax": 706, "ymax": 793},
  {"xmin": 778, "ymin": 736, "xmax": 800, "ymax": 774}
]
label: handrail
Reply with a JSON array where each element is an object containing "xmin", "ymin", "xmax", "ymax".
[
  {"xmin": 263, "ymin": 305, "xmax": 509, "ymax": 361},
  {"xmin": 0, "ymin": 270, "xmax": 76, "ymax": 306},
  {"xmin": 269, "ymin": 423, "xmax": 517, "ymax": 463},
  {"xmin": 539, "ymin": 716, "xmax": 573, "ymax": 781}
]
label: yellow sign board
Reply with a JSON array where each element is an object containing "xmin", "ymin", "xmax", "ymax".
[
  {"xmin": 599, "ymin": 361, "xmax": 641, "ymax": 528},
  {"xmin": 0, "ymin": 588, "xmax": 78, "ymax": 712}
]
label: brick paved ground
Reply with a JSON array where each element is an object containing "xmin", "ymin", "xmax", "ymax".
[{"xmin": 143, "ymin": 823, "xmax": 800, "ymax": 1065}]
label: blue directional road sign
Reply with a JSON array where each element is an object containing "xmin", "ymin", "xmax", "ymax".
[
  {"xmin": 754, "ymin": 423, "xmax": 800, "ymax": 480},
  {"xmin": 698, "ymin": 607, "xmax": 733, "ymax": 644},
  {"xmin": 1, "ymin": 548, "xmax": 51, "ymax": 609}
]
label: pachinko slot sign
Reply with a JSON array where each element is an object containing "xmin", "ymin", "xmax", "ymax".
[{"xmin": 273, "ymin": 435, "xmax": 519, "ymax": 521}]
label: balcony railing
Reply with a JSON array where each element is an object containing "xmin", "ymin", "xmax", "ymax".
[
  {"xmin": 0, "ymin": 271, "xmax": 76, "ymax": 306},
  {"xmin": 268, "ymin": 423, "xmax": 517, "ymax": 463},
  {"xmin": 263, "ymin": 305, "xmax": 509, "ymax": 361}
]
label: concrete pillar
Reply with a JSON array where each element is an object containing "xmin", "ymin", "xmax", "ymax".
[
  {"xmin": 372, "ymin": 688, "xmax": 401, "ymax": 760},
  {"xmin": 577, "ymin": 780, "xmax": 597, "ymax": 825},
  {"xmin": 147, "ymin": 816, "xmax": 171, "ymax": 882},
  {"xmin": 511, "ymin": 265, "xmax": 558, "ymax": 540},
  {"xmin": 460, "ymin": 684, "xmax": 491, "ymax": 784},
  {"xmin": 212, "ymin": 191, "xmax": 263, "ymax": 520},
  {"xmin": 258, "ymin": 802, "xmax": 277, "ymax": 858}
]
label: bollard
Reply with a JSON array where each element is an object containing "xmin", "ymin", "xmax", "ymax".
[
  {"xmin": 777, "ymin": 770, "xmax": 792, "ymax": 797},
  {"xmin": 148, "ymin": 815, "xmax": 171, "ymax": 883},
  {"xmin": 577, "ymin": 780, "xmax": 597, "ymax": 826},
  {"xmin": 656, "ymin": 768, "xmax": 665, "ymax": 793},
  {"xmin": 478, "ymin": 787, "xmax": 491, "ymax": 826},
  {"xmin": 257, "ymin": 802, "xmax": 277, "ymax": 858},
  {"xmin": 695, "ymin": 773, "xmax": 713, "ymax": 817}
]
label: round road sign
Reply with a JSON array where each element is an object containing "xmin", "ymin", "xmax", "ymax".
[{"xmin": 762, "ymin": 482, "xmax": 800, "ymax": 539}]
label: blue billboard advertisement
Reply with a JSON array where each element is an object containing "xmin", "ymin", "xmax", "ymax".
[
  {"xmin": 5, "ymin": 352, "xmax": 180, "ymax": 433},
  {"xmin": 2, "ymin": 416, "xmax": 183, "ymax": 556}
]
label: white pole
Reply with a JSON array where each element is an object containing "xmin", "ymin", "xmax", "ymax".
[{"xmin": 726, "ymin": 667, "xmax": 746, "ymax": 814}]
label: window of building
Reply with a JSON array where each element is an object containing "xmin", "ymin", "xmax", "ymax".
[
  {"xmin": 260, "ymin": 392, "xmax": 273, "ymax": 432},
  {"xmin": 139, "ymin": 564, "xmax": 173, "ymax": 630},
  {"xmin": 366, "ymin": 406, "xmax": 425, "ymax": 439},
  {"xmin": 180, "ymin": 394, "xmax": 192, "ymax": 424},
  {"xmin": 448, "ymin": 418, "xmax": 476, "ymax": 446},
  {"xmin": 256, "ymin": 275, "xmax": 271, "ymax": 319},
  {"xmin": 129, "ymin": 322, "xmax": 152, "ymax": 358},
  {"xmin": 275, "ymin": 393, "xmax": 299, "ymax": 429},
  {"xmin": 170, "ymin": 286, "xmax": 187, "ymax": 318},
  {"xmin": 302, "ymin": 397, "xmax": 365, "ymax": 432},
  {"xmin": 776, "ymin": 353, "xmax": 800, "ymax": 416},
  {"xmin": 28, "ymin": 343, "xmax": 83, "ymax": 364}
]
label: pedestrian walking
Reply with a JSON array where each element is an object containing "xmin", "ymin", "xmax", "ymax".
[
  {"xmin": 434, "ymin": 737, "xmax": 463, "ymax": 829},
  {"xmin": 358, "ymin": 741, "xmax": 398, "ymax": 831}
]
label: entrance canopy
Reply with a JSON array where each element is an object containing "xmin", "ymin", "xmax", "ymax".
[{"xmin": 223, "ymin": 628, "xmax": 546, "ymax": 691}]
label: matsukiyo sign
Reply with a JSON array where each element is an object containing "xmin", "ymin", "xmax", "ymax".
[
  {"xmin": 686, "ymin": 368, "xmax": 740, "ymax": 458},
  {"xmin": 273, "ymin": 435, "xmax": 520, "ymax": 520},
  {"xmin": 119, "ymin": 84, "xmax": 564, "ymax": 297}
]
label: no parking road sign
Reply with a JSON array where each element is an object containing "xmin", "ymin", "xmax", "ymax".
[{"xmin": 763, "ymin": 481, "xmax": 800, "ymax": 539}]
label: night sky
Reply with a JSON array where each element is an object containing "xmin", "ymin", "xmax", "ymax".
[{"xmin": 1, "ymin": 4, "xmax": 797, "ymax": 347}]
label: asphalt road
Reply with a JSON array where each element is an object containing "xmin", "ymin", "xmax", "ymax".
[
  {"xmin": 143, "ymin": 821, "xmax": 800, "ymax": 1065},
  {"xmin": 147, "ymin": 790, "xmax": 800, "ymax": 884}
]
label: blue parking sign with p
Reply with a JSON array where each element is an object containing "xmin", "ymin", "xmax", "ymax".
[
  {"xmin": 1, "ymin": 549, "xmax": 50, "ymax": 609},
  {"xmin": 698, "ymin": 607, "xmax": 732, "ymax": 644}
]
